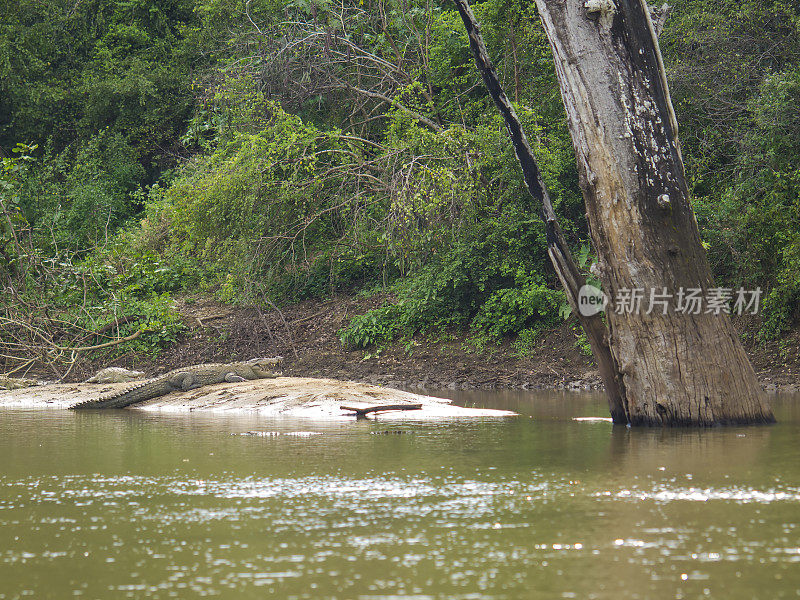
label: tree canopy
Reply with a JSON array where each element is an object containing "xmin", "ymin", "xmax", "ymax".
[{"xmin": 1, "ymin": 0, "xmax": 799, "ymax": 365}]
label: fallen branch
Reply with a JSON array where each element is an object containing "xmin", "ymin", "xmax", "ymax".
[
  {"xmin": 77, "ymin": 316, "xmax": 139, "ymax": 342},
  {"xmin": 67, "ymin": 329, "xmax": 142, "ymax": 353},
  {"xmin": 341, "ymin": 403, "xmax": 422, "ymax": 418},
  {"xmin": 195, "ymin": 314, "xmax": 227, "ymax": 328},
  {"xmin": 290, "ymin": 308, "xmax": 332, "ymax": 325}
]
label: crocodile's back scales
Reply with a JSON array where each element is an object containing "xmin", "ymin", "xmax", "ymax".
[{"xmin": 71, "ymin": 357, "xmax": 281, "ymax": 410}]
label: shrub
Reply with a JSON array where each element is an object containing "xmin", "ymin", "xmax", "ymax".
[{"xmin": 471, "ymin": 283, "xmax": 562, "ymax": 341}]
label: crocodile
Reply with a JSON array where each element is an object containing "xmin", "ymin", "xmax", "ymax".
[
  {"xmin": 70, "ymin": 357, "xmax": 282, "ymax": 409},
  {"xmin": 85, "ymin": 367, "xmax": 146, "ymax": 384},
  {"xmin": 0, "ymin": 376, "xmax": 38, "ymax": 390}
]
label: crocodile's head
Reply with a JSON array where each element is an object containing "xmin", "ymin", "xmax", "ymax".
[{"xmin": 247, "ymin": 356, "xmax": 283, "ymax": 375}]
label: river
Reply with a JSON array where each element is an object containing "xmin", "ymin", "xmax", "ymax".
[{"xmin": 1, "ymin": 390, "xmax": 799, "ymax": 599}]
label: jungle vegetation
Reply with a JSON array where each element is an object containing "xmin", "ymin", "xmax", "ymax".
[{"xmin": 1, "ymin": 0, "xmax": 798, "ymax": 369}]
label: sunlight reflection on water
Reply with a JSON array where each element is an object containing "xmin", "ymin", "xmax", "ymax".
[{"xmin": 1, "ymin": 391, "xmax": 799, "ymax": 599}]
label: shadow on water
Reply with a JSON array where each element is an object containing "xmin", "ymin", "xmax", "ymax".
[{"xmin": 1, "ymin": 390, "xmax": 799, "ymax": 599}]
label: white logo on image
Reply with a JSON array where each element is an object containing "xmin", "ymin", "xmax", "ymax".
[{"xmin": 577, "ymin": 284, "xmax": 607, "ymax": 317}]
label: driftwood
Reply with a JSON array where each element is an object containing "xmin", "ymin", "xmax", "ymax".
[{"xmin": 340, "ymin": 404, "xmax": 422, "ymax": 419}]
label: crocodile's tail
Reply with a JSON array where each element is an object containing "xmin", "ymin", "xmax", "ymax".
[{"xmin": 70, "ymin": 379, "xmax": 155, "ymax": 410}]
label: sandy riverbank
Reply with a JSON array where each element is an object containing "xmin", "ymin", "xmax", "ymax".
[{"xmin": 0, "ymin": 376, "xmax": 516, "ymax": 420}]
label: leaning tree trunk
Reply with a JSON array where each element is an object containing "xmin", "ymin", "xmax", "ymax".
[
  {"xmin": 453, "ymin": 0, "xmax": 627, "ymax": 423},
  {"xmin": 534, "ymin": 0, "xmax": 774, "ymax": 425}
]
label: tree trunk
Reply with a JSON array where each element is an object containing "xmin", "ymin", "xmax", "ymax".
[
  {"xmin": 453, "ymin": 0, "xmax": 627, "ymax": 423},
  {"xmin": 533, "ymin": 0, "xmax": 774, "ymax": 425}
]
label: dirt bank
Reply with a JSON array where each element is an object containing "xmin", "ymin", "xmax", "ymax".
[{"xmin": 65, "ymin": 293, "xmax": 800, "ymax": 393}]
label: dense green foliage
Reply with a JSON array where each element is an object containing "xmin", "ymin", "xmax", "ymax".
[
  {"xmin": 1, "ymin": 0, "xmax": 799, "ymax": 366},
  {"xmin": 662, "ymin": 0, "xmax": 800, "ymax": 337}
]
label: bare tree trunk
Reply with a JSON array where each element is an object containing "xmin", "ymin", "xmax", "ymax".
[
  {"xmin": 533, "ymin": 0, "xmax": 774, "ymax": 425},
  {"xmin": 453, "ymin": 0, "xmax": 627, "ymax": 423}
]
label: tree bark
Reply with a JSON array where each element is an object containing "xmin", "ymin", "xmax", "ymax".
[
  {"xmin": 533, "ymin": 0, "xmax": 774, "ymax": 425},
  {"xmin": 453, "ymin": 0, "xmax": 627, "ymax": 423}
]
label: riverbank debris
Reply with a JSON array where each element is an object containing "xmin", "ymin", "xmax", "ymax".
[{"xmin": 341, "ymin": 404, "xmax": 423, "ymax": 419}]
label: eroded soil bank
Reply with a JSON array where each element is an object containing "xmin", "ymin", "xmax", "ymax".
[{"xmin": 54, "ymin": 294, "xmax": 800, "ymax": 393}]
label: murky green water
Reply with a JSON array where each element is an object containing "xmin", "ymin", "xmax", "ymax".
[{"xmin": 1, "ymin": 390, "xmax": 800, "ymax": 599}]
